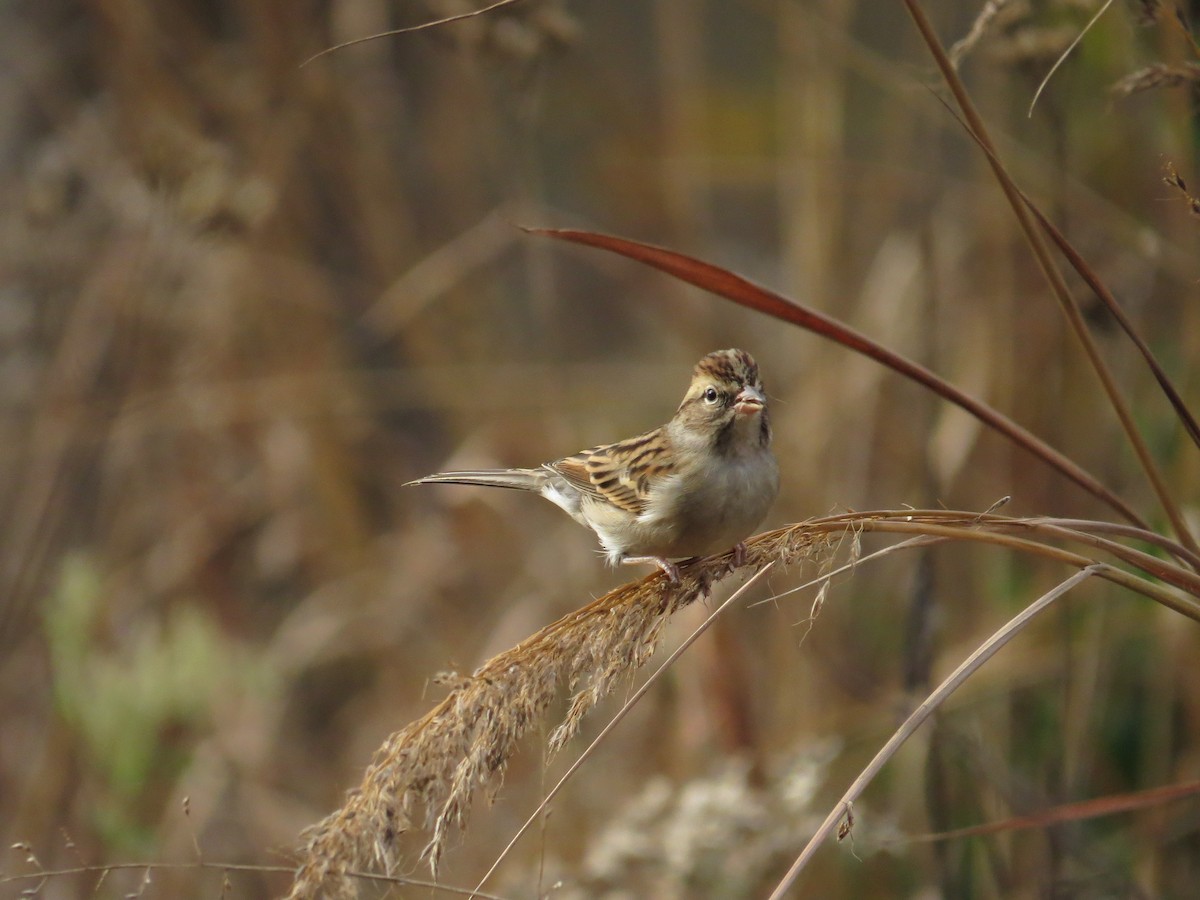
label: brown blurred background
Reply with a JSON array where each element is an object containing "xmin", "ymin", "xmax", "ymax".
[{"xmin": 2, "ymin": 1, "xmax": 1199, "ymax": 897}]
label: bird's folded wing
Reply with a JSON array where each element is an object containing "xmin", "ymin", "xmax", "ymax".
[{"xmin": 546, "ymin": 428, "xmax": 675, "ymax": 517}]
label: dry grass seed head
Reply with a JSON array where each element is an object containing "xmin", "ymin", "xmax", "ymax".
[
  {"xmin": 287, "ymin": 530, "xmax": 834, "ymax": 897},
  {"xmin": 949, "ymin": 0, "xmax": 1019, "ymax": 68},
  {"xmin": 1132, "ymin": 0, "xmax": 1162, "ymax": 26},
  {"xmin": 1111, "ymin": 62, "xmax": 1200, "ymax": 98}
]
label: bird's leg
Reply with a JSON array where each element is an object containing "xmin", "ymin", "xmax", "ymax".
[
  {"xmin": 731, "ymin": 542, "xmax": 747, "ymax": 568},
  {"xmin": 621, "ymin": 555, "xmax": 681, "ymax": 584}
]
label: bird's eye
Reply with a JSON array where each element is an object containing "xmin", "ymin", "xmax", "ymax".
[{"xmin": 703, "ymin": 386, "xmax": 720, "ymax": 404}]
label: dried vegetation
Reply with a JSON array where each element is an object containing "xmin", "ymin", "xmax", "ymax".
[{"xmin": 1, "ymin": 1, "xmax": 1199, "ymax": 898}]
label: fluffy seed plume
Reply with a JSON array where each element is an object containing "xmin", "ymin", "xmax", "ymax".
[
  {"xmin": 285, "ymin": 527, "xmax": 830, "ymax": 899},
  {"xmin": 1111, "ymin": 62, "xmax": 1200, "ymax": 98},
  {"xmin": 1162, "ymin": 161, "xmax": 1200, "ymax": 218},
  {"xmin": 948, "ymin": 0, "xmax": 1016, "ymax": 68},
  {"xmin": 1132, "ymin": 0, "xmax": 1162, "ymax": 26}
]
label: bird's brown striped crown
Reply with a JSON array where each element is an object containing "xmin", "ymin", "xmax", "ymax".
[{"xmin": 692, "ymin": 348, "xmax": 761, "ymax": 390}]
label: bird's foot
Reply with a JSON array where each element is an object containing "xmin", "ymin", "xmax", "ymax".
[
  {"xmin": 621, "ymin": 555, "xmax": 681, "ymax": 584},
  {"xmin": 731, "ymin": 541, "xmax": 748, "ymax": 569}
]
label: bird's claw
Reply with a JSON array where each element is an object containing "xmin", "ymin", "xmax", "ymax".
[
  {"xmin": 620, "ymin": 554, "xmax": 681, "ymax": 584},
  {"xmin": 655, "ymin": 558, "xmax": 681, "ymax": 584}
]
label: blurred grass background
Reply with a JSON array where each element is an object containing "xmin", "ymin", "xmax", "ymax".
[{"xmin": 1, "ymin": 1, "xmax": 1198, "ymax": 896}]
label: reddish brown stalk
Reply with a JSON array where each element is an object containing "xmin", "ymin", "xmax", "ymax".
[
  {"xmin": 898, "ymin": 0, "xmax": 1199, "ymax": 558},
  {"xmin": 1021, "ymin": 198, "xmax": 1200, "ymax": 451},
  {"xmin": 901, "ymin": 779, "xmax": 1200, "ymax": 845},
  {"xmin": 922, "ymin": 90, "xmax": 1200, "ymax": 455}
]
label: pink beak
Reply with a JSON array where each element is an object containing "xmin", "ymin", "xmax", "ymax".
[{"xmin": 734, "ymin": 385, "xmax": 765, "ymax": 415}]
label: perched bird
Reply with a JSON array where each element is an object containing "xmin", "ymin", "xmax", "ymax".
[{"xmin": 407, "ymin": 349, "xmax": 779, "ymax": 581}]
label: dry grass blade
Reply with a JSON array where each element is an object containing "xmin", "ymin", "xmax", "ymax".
[
  {"xmin": 300, "ymin": 0, "xmax": 529, "ymax": 67},
  {"xmin": 1028, "ymin": 0, "xmax": 1117, "ymax": 116},
  {"xmin": 767, "ymin": 565, "xmax": 1105, "ymax": 899},
  {"xmin": 899, "ymin": 0, "xmax": 1200, "ymax": 559},
  {"xmin": 529, "ymin": 226, "xmax": 1146, "ymax": 528},
  {"xmin": 285, "ymin": 538, "xmax": 828, "ymax": 898}
]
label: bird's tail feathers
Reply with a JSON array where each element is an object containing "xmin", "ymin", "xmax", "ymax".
[{"xmin": 404, "ymin": 468, "xmax": 545, "ymax": 491}]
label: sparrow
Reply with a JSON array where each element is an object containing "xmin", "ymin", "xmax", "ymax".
[{"xmin": 407, "ymin": 349, "xmax": 780, "ymax": 581}]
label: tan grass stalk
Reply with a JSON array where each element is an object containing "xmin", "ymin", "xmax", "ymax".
[{"xmin": 301, "ymin": 0, "xmax": 529, "ymax": 67}]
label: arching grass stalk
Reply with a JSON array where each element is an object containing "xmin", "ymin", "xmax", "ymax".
[{"xmin": 768, "ymin": 565, "xmax": 1105, "ymax": 898}]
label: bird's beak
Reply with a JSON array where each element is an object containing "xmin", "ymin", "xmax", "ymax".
[{"xmin": 733, "ymin": 385, "xmax": 765, "ymax": 415}]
